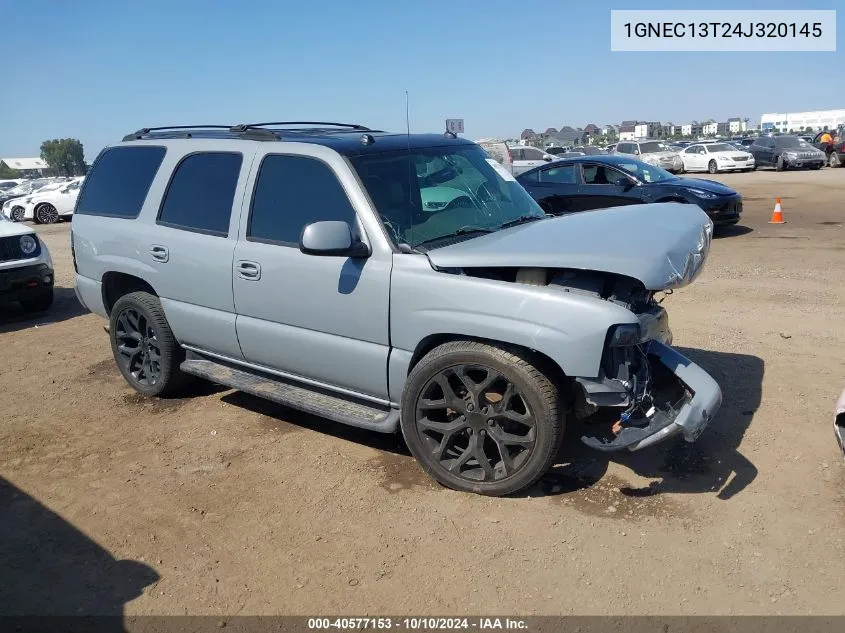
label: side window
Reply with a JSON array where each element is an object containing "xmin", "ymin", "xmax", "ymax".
[
  {"xmin": 248, "ymin": 155, "xmax": 357, "ymax": 246},
  {"xmin": 522, "ymin": 147, "xmax": 545, "ymax": 160},
  {"xmin": 582, "ymin": 165, "xmax": 608, "ymax": 184},
  {"xmin": 76, "ymin": 146, "xmax": 166, "ymax": 218},
  {"xmin": 604, "ymin": 167, "xmax": 632, "ymax": 185},
  {"xmin": 158, "ymin": 152, "xmax": 242, "ymax": 236},
  {"xmin": 539, "ymin": 164, "xmax": 576, "ymax": 184}
]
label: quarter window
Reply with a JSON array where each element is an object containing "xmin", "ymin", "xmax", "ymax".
[
  {"xmin": 158, "ymin": 152, "xmax": 242, "ymax": 236},
  {"xmin": 248, "ymin": 155, "xmax": 357, "ymax": 245},
  {"xmin": 76, "ymin": 146, "xmax": 166, "ymax": 218}
]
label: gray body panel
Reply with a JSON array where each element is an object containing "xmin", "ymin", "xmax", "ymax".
[
  {"xmin": 425, "ymin": 203, "xmax": 712, "ymax": 291},
  {"xmin": 73, "ymin": 132, "xmax": 721, "ymax": 453}
]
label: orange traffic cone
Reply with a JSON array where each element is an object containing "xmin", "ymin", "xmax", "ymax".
[{"xmin": 769, "ymin": 197, "xmax": 786, "ymax": 224}]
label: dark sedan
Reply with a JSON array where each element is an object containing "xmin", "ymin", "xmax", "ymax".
[
  {"xmin": 749, "ymin": 135, "xmax": 825, "ymax": 171},
  {"xmin": 516, "ymin": 155, "xmax": 742, "ymax": 227}
]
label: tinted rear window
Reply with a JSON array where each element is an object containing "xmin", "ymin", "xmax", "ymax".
[
  {"xmin": 158, "ymin": 152, "xmax": 242, "ymax": 236},
  {"xmin": 76, "ymin": 146, "xmax": 166, "ymax": 218}
]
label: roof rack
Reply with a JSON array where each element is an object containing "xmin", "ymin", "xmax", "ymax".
[
  {"xmin": 123, "ymin": 122, "xmax": 374, "ymax": 142},
  {"xmin": 231, "ymin": 121, "xmax": 372, "ymax": 131}
]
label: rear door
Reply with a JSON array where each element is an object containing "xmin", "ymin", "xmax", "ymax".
[
  {"xmin": 683, "ymin": 145, "xmax": 704, "ymax": 171},
  {"xmin": 751, "ymin": 138, "xmax": 773, "ymax": 165}
]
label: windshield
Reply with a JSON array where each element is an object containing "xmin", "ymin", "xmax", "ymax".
[
  {"xmin": 351, "ymin": 145, "xmax": 545, "ymax": 249},
  {"xmin": 639, "ymin": 142, "xmax": 671, "ymax": 154},
  {"xmin": 777, "ymin": 137, "xmax": 812, "ymax": 148},
  {"xmin": 706, "ymin": 143, "xmax": 735, "ymax": 152},
  {"xmin": 614, "ymin": 159, "xmax": 677, "ymax": 184}
]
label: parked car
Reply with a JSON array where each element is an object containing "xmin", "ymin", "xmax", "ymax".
[
  {"xmin": 517, "ymin": 155, "xmax": 743, "ymax": 227},
  {"xmin": 812, "ymin": 127, "xmax": 845, "ymax": 167},
  {"xmin": 72, "ymin": 122, "xmax": 721, "ymax": 496},
  {"xmin": 612, "ymin": 140, "xmax": 684, "ymax": 173},
  {"xmin": 0, "ymin": 211, "xmax": 54, "ymax": 312},
  {"xmin": 749, "ymin": 135, "xmax": 826, "ymax": 171},
  {"xmin": 571, "ymin": 146, "xmax": 605, "ymax": 155},
  {"xmin": 0, "ymin": 178, "xmax": 56, "ymax": 209},
  {"xmin": 736, "ymin": 138, "xmax": 757, "ymax": 148},
  {"xmin": 477, "ymin": 141, "xmax": 558, "ymax": 176},
  {"xmin": 680, "ymin": 142, "xmax": 756, "ymax": 173},
  {"xmin": 0, "ymin": 179, "xmax": 25, "ymax": 191},
  {"xmin": 11, "ymin": 177, "xmax": 84, "ymax": 223}
]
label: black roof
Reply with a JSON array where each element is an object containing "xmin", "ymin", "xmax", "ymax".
[
  {"xmin": 120, "ymin": 122, "xmax": 475, "ymax": 156},
  {"xmin": 514, "ymin": 154, "xmax": 653, "ymax": 180}
]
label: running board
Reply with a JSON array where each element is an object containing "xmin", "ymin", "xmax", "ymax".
[{"xmin": 180, "ymin": 357, "xmax": 399, "ymax": 433}]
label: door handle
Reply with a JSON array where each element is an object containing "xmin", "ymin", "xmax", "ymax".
[
  {"xmin": 236, "ymin": 260, "xmax": 261, "ymax": 281},
  {"xmin": 149, "ymin": 245, "xmax": 169, "ymax": 263}
]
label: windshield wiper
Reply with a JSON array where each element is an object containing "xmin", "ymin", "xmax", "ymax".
[
  {"xmin": 498, "ymin": 214, "xmax": 546, "ymax": 230},
  {"xmin": 413, "ymin": 226, "xmax": 495, "ymax": 249}
]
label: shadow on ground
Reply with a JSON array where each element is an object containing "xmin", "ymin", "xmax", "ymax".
[
  {"xmin": 714, "ymin": 224, "xmax": 752, "ymax": 238},
  {"xmin": 0, "ymin": 477, "xmax": 158, "ymax": 621},
  {"xmin": 0, "ymin": 287, "xmax": 87, "ymax": 334},
  {"xmin": 533, "ymin": 347, "xmax": 762, "ymax": 501},
  {"xmin": 220, "ymin": 347, "xmax": 762, "ymax": 503}
]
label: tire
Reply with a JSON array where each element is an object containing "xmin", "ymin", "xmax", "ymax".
[
  {"xmin": 775, "ymin": 156, "xmax": 785, "ymax": 172},
  {"xmin": 400, "ymin": 340, "xmax": 564, "ymax": 496},
  {"xmin": 20, "ymin": 288, "xmax": 54, "ymax": 312},
  {"xmin": 10, "ymin": 206, "xmax": 25, "ymax": 222},
  {"xmin": 109, "ymin": 291, "xmax": 189, "ymax": 397},
  {"xmin": 829, "ymin": 153, "xmax": 841, "ymax": 168},
  {"xmin": 708, "ymin": 160, "xmax": 717, "ymax": 174},
  {"xmin": 34, "ymin": 203, "xmax": 59, "ymax": 224}
]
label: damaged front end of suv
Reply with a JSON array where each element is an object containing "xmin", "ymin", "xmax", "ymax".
[{"xmin": 412, "ymin": 202, "xmax": 722, "ymax": 453}]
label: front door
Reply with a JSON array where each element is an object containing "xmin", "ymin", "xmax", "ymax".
[{"xmin": 232, "ymin": 151, "xmax": 392, "ymax": 400}]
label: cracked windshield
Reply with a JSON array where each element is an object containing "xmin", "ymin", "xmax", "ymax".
[{"xmin": 351, "ymin": 147, "xmax": 544, "ymax": 249}]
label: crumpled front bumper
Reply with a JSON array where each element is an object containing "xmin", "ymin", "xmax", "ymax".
[{"xmin": 580, "ymin": 340, "xmax": 722, "ymax": 452}]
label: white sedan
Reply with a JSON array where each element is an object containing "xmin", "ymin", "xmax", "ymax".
[
  {"xmin": 680, "ymin": 142, "xmax": 756, "ymax": 174},
  {"xmin": 9, "ymin": 178, "xmax": 84, "ymax": 224}
]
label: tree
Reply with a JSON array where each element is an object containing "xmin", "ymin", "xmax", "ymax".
[
  {"xmin": 40, "ymin": 138, "xmax": 86, "ymax": 176},
  {"xmin": 0, "ymin": 162, "xmax": 21, "ymax": 179}
]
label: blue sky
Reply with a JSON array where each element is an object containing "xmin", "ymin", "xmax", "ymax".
[{"xmin": 1, "ymin": 0, "xmax": 842, "ymax": 160}]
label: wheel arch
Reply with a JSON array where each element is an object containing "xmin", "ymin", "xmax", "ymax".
[{"xmin": 101, "ymin": 271, "xmax": 158, "ymax": 315}]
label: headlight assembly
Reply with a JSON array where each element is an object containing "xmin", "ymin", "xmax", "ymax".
[
  {"xmin": 19, "ymin": 234, "xmax": 37, "ymax": 255},
  {"xmin": 685, "ymin": 188, "xmax": 717, "ymax": 199}
]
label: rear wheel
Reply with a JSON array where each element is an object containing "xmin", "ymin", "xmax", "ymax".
[
  {"xmin": 34, "ymin": 203, "xmax": 59, "ymax": 224},
  {"xmin": 708, "ymin": 160, "xmax": 718, "ymax": 174},
  {"xmin": 400, "ymin": 341, "xmax": 564, "ymax": 496},
  {"xmin": 109, "ymin": 291, "xmax": 189, "ymax": 397}
]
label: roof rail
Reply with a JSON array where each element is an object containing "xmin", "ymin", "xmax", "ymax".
[
  {"xmin": 122, "ymin": 124, "xmax": 281, "ymax": 142},
  {"xmin": 231, "ymin": 121, "xmax": 371, "ymax": 131}
]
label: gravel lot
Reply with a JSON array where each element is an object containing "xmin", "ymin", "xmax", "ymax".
[{"xmin": 1, "ymin": 168, "xmax": 844, "ymax": 616}]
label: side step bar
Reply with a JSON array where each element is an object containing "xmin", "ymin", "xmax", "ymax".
[{"xmin": 180, "ymin": 357, "xmax": 400, "ymax": 434}]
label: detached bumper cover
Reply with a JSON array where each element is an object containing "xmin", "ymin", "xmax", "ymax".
[{"xmin": 581, "ymin": 341, "xmax": 722, "ymax": 452}]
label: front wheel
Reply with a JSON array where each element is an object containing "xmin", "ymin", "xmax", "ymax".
[
  {"xmin": 775, "ymin": 156, "xmax": 785, "ymax": 172},
  {"xmin": 109, "ymin": 291, "xmax": 189, "ymax": 397},
  {"xmin": 400, "ymin": 341, "xmax": 564, "ymax": 496},
  {"xmin": 10, "ymin": 206, "xmax": 25, "ymax": 222},
  {"xmin": 829, "ymin": 153, "xmax": 841, "ymax": 168},
  {"xmin": 708, "ymin": 160, "xmax": 718, "ymax": 174},
  {"xmin": 34, "ymin": 203, "xmax": 59, "ymax": 224}
]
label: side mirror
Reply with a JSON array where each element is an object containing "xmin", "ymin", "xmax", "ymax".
[
  {"xmin": 299, "ymin": 221, "xmax": 370, "ymax": 257},
  {"xmin": 633, "ymin": 150, "xmax": 640, "ymax": 155},
  {"xmin": 543, "ymin": 155, "xmax": 553, "ymax": 162}
]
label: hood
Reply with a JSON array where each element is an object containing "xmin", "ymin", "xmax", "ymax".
[
  {"xmin": 0, "ymin": 218, "xmax": 36, "ymax": 237},
  {"xmin": 425, "ymin": 203, "xmax": 713, "ymax": 291},
  {"xmin": 642, "ymin": 151, "xmax": 679, "ymax": 159},
  {"xmin": 666, "ymin": 177, "xmax": 737, "ymax": 196}
]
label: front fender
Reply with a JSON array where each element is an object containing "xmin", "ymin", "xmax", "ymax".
[{"xmin": 388, "ymin": 256, "xmax": 638, "ymax": 401}]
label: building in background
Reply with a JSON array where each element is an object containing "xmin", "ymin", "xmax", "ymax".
[
  {"xmin": 0, "ymin": 158, "xmax": 49, "ymax": 177},
  {"xmin": 760, "ymin": 109, "xmax": 845, "ymax": 133},
  {"xmin": 702, "ymin": 119, "xmax": 718, "ymax": 136},
  {"xmin": 727, "ymin": 117, "xmax": 748, "ymax": 134},
  {"xmin": 618, "ymin": 123, "xmax": 637, "ymax": 141}
]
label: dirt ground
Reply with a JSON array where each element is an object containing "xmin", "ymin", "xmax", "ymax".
[{"xmin": 1, "ymin": 167, "xmax": 844, "ymax": 617}]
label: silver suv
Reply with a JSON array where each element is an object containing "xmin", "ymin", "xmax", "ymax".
[
  {"xmin": 73, "ymin": 122, "xmax": 721, "ymax": 496},
  {"xmin": 614, "ymin": 140, "xmax": 684, "ymax": 173}
]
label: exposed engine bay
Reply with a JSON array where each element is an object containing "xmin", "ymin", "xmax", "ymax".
[{"xmin": 445, "ymin": 266, "xmax": 700, "ymax": 452}]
